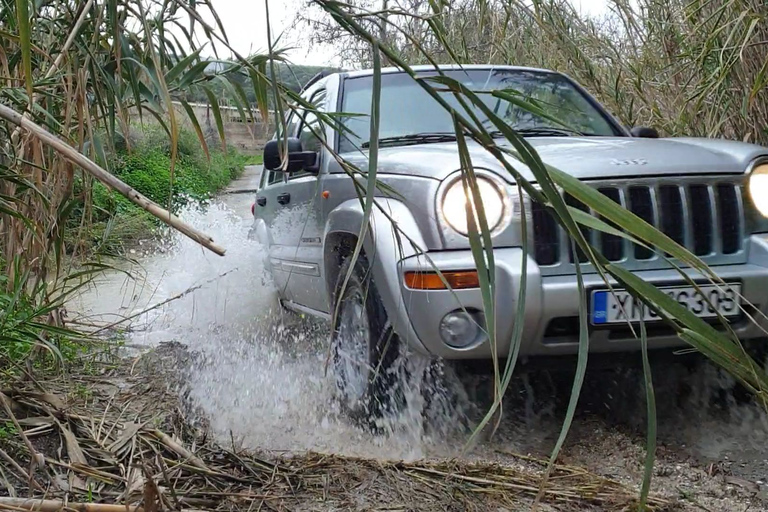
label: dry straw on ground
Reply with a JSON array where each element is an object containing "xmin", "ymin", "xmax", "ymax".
[{"xmin": 0, "ymin": 353, "xmax": 671, "ymax": 512}]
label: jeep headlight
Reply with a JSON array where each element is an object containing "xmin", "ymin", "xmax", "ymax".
[
  {"xmin": 441, "ymin": 175, "xmax": 509, "ymax": 235},
  {"xmin": 749, "ymin": 162, "xmax": 768, "ymax": 218}
]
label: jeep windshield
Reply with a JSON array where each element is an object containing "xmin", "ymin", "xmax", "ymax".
[{"xmin": 339, "ymin": 68, "xmax": 622, "ymax": 153}]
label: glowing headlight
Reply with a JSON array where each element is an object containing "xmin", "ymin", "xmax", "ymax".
[
  {"xmin": 441, "ymin": 176, "xmax": 507, "ymax": 235},
  {"xmin": 749, "ymin": 163, "xmax": 768, "ymax": 218}
]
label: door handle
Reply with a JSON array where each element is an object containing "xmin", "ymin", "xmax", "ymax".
[
  {"xmin": 256, "ymin": 196, "xmax": 267, "ymax": 207},
  {"xmin": 277, "ymin": 193, "xmax": 291, "ymax": 205}
]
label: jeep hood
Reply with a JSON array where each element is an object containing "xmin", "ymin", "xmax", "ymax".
[{"xmin": 343, "ymin": 136, "xmax": 768, "ymax": 183}]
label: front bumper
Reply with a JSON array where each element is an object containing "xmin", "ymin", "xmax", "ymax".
[{"xmin": 397, "ymin": 235, "xmax": 768, "ymax": 359}]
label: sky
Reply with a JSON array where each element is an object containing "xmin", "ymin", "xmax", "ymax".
[{"xmin": 201, "ymin": 0, "xmax": 610, "ymax": 67}]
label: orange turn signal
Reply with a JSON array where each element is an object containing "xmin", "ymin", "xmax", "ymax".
[{"xmin": 404, "ymin": 270, "xmax": 480, "ymax": 290}]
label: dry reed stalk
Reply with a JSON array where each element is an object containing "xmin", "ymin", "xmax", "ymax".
[
  {"xmin": 0, "ymin": 498, "xmax": 143, "ymax": 512},
  {"xmin": 8, "ymin": 0, "xmax": 95, "ymax": 147},
  {"xmin": 0, "ymin": 104, "xmax": 226, "ymax": 257},
  {"xmin": 0, "ymin": 381, "xmax": 671, "ymax": 511}
]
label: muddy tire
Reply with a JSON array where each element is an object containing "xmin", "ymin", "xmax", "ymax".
[{"xmin": 331, "ymin": 253, "xmax": 403, "ymax": 429}]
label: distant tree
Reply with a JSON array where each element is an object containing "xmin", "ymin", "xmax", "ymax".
[{"xmin": 184, "ymin": 61, "xmax": 342, "ymax": 105}]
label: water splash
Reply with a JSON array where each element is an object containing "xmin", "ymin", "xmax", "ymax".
[
  {"xmin": 71, "ymin": 194, "xmax": 768, "ymax": 477},
  {"xmin": 74, "ymin": 197, "xmax": 472, "ymax": 460}
]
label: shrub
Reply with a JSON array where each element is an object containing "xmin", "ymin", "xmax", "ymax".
[
  {"xmin": 68, "ymin": 125, "xmax": 251, "ymax": 256},
  {"xmin": 0, "ymin": 259, "xmax": 75, "ymax": 372}
]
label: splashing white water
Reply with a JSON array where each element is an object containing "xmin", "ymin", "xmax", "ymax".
[
  {"xmin": 72, "ymin": 196, "xmax": 471, "ymax": 460},
  {"xmin": 71, "ymin": 194, "xmax": 768, "ymax": 475}
]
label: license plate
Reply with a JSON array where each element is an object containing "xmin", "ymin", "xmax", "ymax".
[{"xmin": 590, "ymin": 283, "xmax": 742, "ymax": 325}]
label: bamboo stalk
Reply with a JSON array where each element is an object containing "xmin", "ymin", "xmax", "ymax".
[
  {"xmin": 9, "ymin": 0, "xmax": 95, "ymax": 146},
  {"xmin": 151, "ymin": 430, "xmax": 209, "ymax": 471},
  {"xmin": 0, "ymin": 498, "xmax": 142, "ymax": 512},
  {"xmin": 0, "ymin": 104, "xmax": 226, "ymax": 256},
  {"xmin": 0, "ymin": 447, "xmax": 38, "ymax": 490}
]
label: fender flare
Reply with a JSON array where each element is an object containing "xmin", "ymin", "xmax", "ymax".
[{"xmin": 323, "ymin": 198, "xmax": 431, "ymax": 355}]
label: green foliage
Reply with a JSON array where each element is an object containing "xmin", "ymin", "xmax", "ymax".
[
  {"xmin": 0, "ymin": 422, "xmax": 17, "ymax": 440},
  {"xmin": 0, "ymin": 275, "xmax": 41, "ymax": 363},
  {"xmin": 0, "ymin": 258, "xmax": 84, "ymax": 373},
  {"xmin": 243, "ymin": 154, "xmax": 264, "ymax": 166},
  {"xmin": 69, "ymin": 125, "xmax": 251, "ymax": 256}
]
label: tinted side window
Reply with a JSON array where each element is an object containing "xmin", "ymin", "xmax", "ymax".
[
  {"xmin": 298, "ymin": 89, "xmax": 326, "ymax": 154},
  {"xmin": 267, "ymin": 170, "xmax": 283, "ymax": 186},
  {"xmin": 264, "ymin": 110, "xmax": 298, "ymax": 186},
  {"xmin": 259, "ymin": 167, "xmax": 268, "ymax": 188},
  {"xmin": 286, "ymin": 89, "xmax": 326, "ymax": 181},
  {"xmin": 276, "ymin": 110, "xmax": 300, "ymax": 139}
]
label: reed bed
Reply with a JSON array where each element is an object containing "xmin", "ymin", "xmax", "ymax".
[{"xmin": 0, "ymin": 354, "xmax": 671, "ymax": 512}]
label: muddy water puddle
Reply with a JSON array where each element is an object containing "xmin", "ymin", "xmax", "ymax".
[{"xmin": 69, "ymin": 192, "xmax": 768, "ymax": 508}]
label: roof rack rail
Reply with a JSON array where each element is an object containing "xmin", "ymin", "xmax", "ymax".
[{"xmin": 300, "ymin": 70, "xmax": 334, "ymax": 93}]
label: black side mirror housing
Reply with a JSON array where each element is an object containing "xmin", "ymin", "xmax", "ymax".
[
  {"xmin": 263, "ymin": 137, "xmax": 319, "ymax": 174},
  {"xmin": 630, "ymin": 126, "xmax": 659, "ymax": 138}
]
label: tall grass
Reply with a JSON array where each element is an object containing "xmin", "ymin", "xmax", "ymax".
[
  {"xmin": 1, "ymin": 0, "xmax": 766, "ymax": 505},
  {"xmin": 0, "ymin": 0, "xmax": 277, "ymax": 368},
  {"xmin": 310, "ymin": 0, "xmax": 768, "ymax": 506},
  {"xmin": 303, "ymin": 0, "xmax": 768, "ymax": 145},
  {"xmin": 0, "ymin": 0, "xmax": 278, "ymax": 272}
]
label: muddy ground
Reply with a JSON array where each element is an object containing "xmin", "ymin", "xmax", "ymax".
[
  {"xmin": 1, "ymin": 337, "xmax": 767, "ymax": 511},
  {"xmin": 3, "ymin": 167, "xmax": 767, "ymax": 511}
]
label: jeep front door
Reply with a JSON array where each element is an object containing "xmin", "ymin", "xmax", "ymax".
[{"xmin": 277, "ymin": 86, "xmax": 329, "ymax": 314}]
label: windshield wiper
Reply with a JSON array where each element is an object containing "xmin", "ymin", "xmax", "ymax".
[
  {"xmin": 362, "ymin": 132, "xmax": 457, "ymax": 148},
  {"xmin": 489, "ymin": 128, "xmax": 587, "ymax": 137}
]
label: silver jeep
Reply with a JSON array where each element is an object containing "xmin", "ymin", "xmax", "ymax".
[{"xmin": 252, "ymin": 64, "xmax": 768, "ymax": 418}]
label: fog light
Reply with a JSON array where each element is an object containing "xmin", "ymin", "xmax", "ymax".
[{"xmin": 439, "ymin": 310, "xmax": 483, "ymax": 348}]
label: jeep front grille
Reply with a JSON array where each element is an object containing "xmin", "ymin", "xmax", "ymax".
[{"xmin": 531, "ymin": 177, "xmax": 747, "ymax": 274}]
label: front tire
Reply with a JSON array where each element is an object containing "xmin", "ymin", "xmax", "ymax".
[{"xmin": 331, "ymin": 253, "xmax": 403, "ymax": 427}]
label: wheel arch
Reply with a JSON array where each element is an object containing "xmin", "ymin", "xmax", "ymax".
[
  {"xmin": 322, "ymin": 198, "xmax": 432, "ymax": 355},
  {"xmin": 323, "ymin": 230, "xmax": 361, "ymax": 302}
]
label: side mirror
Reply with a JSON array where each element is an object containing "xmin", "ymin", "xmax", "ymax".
[
  {"xmin": 263, "ymin": 137, "xmax": 319, "ymax": 174},
  {"xmin": 630, "ymin": 126, "xmax": 659, "ymax": 138}
]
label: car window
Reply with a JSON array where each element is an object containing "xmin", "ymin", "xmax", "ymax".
[
  {"xmin": 276, "ymin": 110, "xmax": 300, "ymax": 139},
  {"xmin": 262, "ymin": 110, "xmax": 298, "ymax": 187},
  {"xmin": 267, "ymin": 170, "xmax": 283, "ymax": 186},
  {"xmin": 259, "ymin": 167, "xmax": 267, "ymax": 189},
  {"xmin": 298, "ymin": 89, "xmax": 327, "ymax": 153},
  {"xmin": 339, "ymin": 69, "xmax": 621, "ymax": 153},
  {"xmin": 288, "ymin": 88, "xmax": 326, "ymax": 181}
]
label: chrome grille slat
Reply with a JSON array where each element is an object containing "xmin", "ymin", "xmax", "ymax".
[
  {"xmin": 564, "ymin": 192, "xmax": 591, "ymax": 264},
  {"xmin": 709, "ymin": 184, "xmax": 722, "ymax": 254},
  {"xmin": 620, "ymin": 185, "xmax": 635, "ymax": 265},
  {"xmin": 590, "ymin": 208, "xmax": 600, "ymax": 250},
  {"xmin": 532, "ymin": 176, "xmax": 747, "ymax": 276},
  {"xmin": 679, "ymin": 185, "xmax": 694, "ymax": 252}
]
